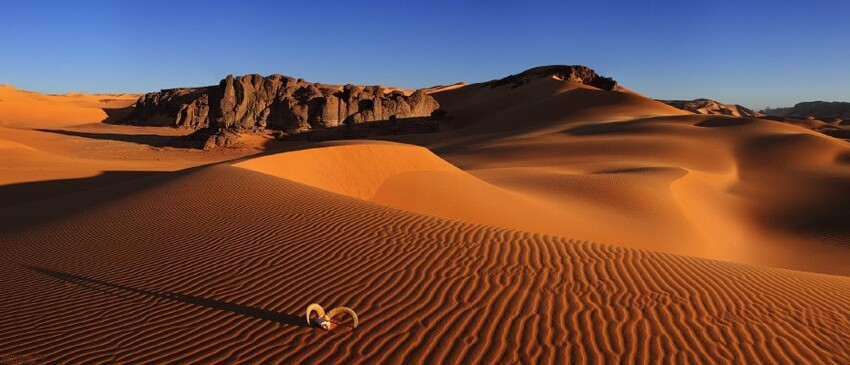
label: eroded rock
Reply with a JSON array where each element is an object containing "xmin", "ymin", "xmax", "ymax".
[
  {"xmin": 486, "ymin": 65, "xmax": 618, "ymax": 90},
  {"xmin": 124, "ymin": 87, "xmax": 211, "ymax": 128}
]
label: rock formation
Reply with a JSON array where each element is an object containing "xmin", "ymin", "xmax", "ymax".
[
  {"xmin": 122, "ymin": 74, "xmax": 440, "ymax": 148},
  {"xmin": 660, "ymin": 98, "xmax": 762, "ymax": 118},
  {"xmin": 124, "ymin": 87, "xmax": 210, "ymax": 128},
  {"xmin": 486, "ymin": 65, "xmax": 618, "ymax": 91},
  {"xmin": 207, "ymin": 74, "xmax": 439, "ymax": 134}
]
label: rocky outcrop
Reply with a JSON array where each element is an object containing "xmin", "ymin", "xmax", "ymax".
[
  {"xmin": 660, "ymin": 98, "xmax": 762, "ymax": 118},
  {"xmin": 207, "ymin": 74, "xmax": 439, "ymax": 134},
  {"xmin": 124, "ymin": 87, "xmax": 210, "ymax": 128},
  {"xmin": 486, "ymin": 65, "xmax": 618, "ymax": 91},
  {"xmin": 778, "ymin": 101, "xmax": 850, "ymax": 119},
  {"xmin": 122, "ymin": 73, "xmax": 440, "ymax": 148}
]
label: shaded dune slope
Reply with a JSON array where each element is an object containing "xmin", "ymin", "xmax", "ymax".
[
  {"xmin": 1, "ymin": 161, "xmax": 849, "ymax": 364},
  {"xmin": 424, "ymin": 77, "xmax": 688, "ymax": 148},
  {"xmin": 392, "ymin": 78, "xmax": 850, "ymax": 275}
]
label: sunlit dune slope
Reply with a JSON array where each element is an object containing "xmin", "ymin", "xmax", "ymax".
[
  {"xmin": 1, "ymin": 163, "xmax": 848, "ymax": 364},
  {"xmin": 0, "ymin": 85, "xmax": 138, "ymax": 128},
  {"xmin": 0, "ymin": 138, "xmax": 102, "ymax": 186},
  {"xmin": 235, "ymin": 141, "xmax": 587, "ymax": 236}
]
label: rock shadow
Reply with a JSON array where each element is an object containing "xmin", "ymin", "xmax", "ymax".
[
  {"xmin": 100, "ymin": 105, "xmax": 136, "ymax": 124},
  {"xmin": 277, "ymin": 115, "xmax": 440, "ymax": 143},
  {"xmin": 34, "ymin": 128, "xmax": 193, "ymax": 148}
]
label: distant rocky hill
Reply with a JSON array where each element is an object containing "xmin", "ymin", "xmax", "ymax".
[
  {"xmin": 763, "ymin": 101, "xmax": 850, "ymax": 119},
  {"xmin": 122, "ymin": 74, "xmax": 440, "ymax": 148},
  {"xmin": 659, "ymin": 98, "xmax": 762, "ymax": 118},
  {"xmin": 485, "ymin": 65, "xmax": 618, "ymax": 90}
]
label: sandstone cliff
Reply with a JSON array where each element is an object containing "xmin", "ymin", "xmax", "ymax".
[
  {"xmin": 122, "ymin": 74, "xmax": 440, "ymax": 148},
  {"xmin": 207, "ymin": 74, "xmax": 439, "ymax": 133},
  {"xmin": 122, "ymin": 75, "xmax": 439, "ymax": 133},
  {"xmin": 124, "ymin": 87, "xmax": 210, "ymax": 128},
  {"xmin": 779, "ymin": 101, "xmax": 850, "ymax": 119}
]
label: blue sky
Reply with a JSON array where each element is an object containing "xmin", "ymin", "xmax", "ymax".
[{"xmin": 1, "ymin": 0, "xmax": 847, "ymax": 109}]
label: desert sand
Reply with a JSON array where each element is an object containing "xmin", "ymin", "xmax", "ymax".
[{"xmin": 1, "ymin": 75, "xmax": 849, "ymax": 364}]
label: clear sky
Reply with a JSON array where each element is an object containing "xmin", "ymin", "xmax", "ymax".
[{"xmin": 1, "ymin": 0, "xmax": 848, "ymax": 109}]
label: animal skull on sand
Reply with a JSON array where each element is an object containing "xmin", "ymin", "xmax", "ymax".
[{"xmin": 306, "ymin": 303, "xmax": 359, "ymax": 330}]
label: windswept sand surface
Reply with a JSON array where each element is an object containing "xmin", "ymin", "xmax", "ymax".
[
  {"xmin": 2, "ymin": 157, "xmax": 850, "ymax": 364},
  {"xmin": 1, "ymin": 78, "xmax": 850, "ymax": 363}
]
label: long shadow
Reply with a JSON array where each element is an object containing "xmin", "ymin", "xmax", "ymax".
[
  {"xmin": 34, "ymin": 128, "xmax": 191, "ymax": 148},
  {"xmin": 0, "ymin": 171, "xmax": 164, "ymax": 207},
  {"xmin": 101, "ymin": 105, "xmax": 136, "ymax": 124},
  {"xmin": 562, "ymin": 120, "xmax": 653, "ymax": 136},
  {"xmin": 279, "ymin": 115, "xmax": 440, "ymax": 143},
  {"xmin": 39, "ymin": 115, "xmax": 440, "ymax": 150},
  {"xmin": 0, "ymin": 164, "xmax": 218, "ymax": 235},
  {"xmin": 22, "ymin": 264, "xmax": 308, "ymax": 328},
  {"xmin": 694, "ymin": 116, "xmax": 753, "ymax": 128}
]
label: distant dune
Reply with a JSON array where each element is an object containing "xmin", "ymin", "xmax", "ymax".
[
  {"xmin": 1, "ymin": 66, "xmax": 849, "ymax": 363},
  {"xmin": 660, "ymin": 98, "xmax": 850, "ymax": 141},
  {"xmin": 660, "ymin": 98, "xmax": 762, "ymax": 118},
  {"xmin": 0, "ymin": 85, "xmax": 138, "ymax": 128}
]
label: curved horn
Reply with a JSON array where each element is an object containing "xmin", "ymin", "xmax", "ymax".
[
  {"xmin": 327, "ymin": 306, "xmax": 359, "ymax": 328},
  {"xmin": 306, "ymin": 303, "xmax": 325, "ymax": 326}
]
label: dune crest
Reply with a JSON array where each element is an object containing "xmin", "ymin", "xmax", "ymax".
[
  {"xmin": 234, "ymin": 141, "xmax": 461, "ymax": 200},
  {"xmin": 234, "ymin": 141, "xmax": 583, "ymax": 234}
]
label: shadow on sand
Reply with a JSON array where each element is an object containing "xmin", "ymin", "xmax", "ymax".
[
  {"xmin": 0, "ymin": 171, "xmax": 165, "ymax": 207},
  {"xmin": 34, "ymin": 128, "xmax": 191, "ymax": 148},
  {"xmin": 277, "ymin": 116, "xmax": 440, "ymax": 142},
  {"xmin": 100, "ymin": 105, "xmax": 136, "ymax": 124},
  {"xmin": 22, "ymin": 264, "xmax": 308, "ymax": 328},
  {"xmin": 0, "ymin": 165, "xmax": 218, "ymax": 235}
]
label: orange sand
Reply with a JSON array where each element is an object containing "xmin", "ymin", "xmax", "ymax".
[{"xmin": 1, "ymin": 79, "xmax": 849, "ymax": 363}]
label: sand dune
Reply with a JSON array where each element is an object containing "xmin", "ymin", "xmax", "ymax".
[
  {"xmin": 1, "ymin": 162, "xmax": 849, "ymax": 364},
  {"xmin": 1, "ymin": 71, "xmax": 849, "ymax": 364},
  {"xmin": 234, "ymin": 141, "xmax": 582, "ymax": 235},
  {"xmin": 390, "ymin": 78, "xmax": 850, "ymax": 276},
  {"xmin": 0, "ymin": 85, "xmax": 138, "ymax": 128}
]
